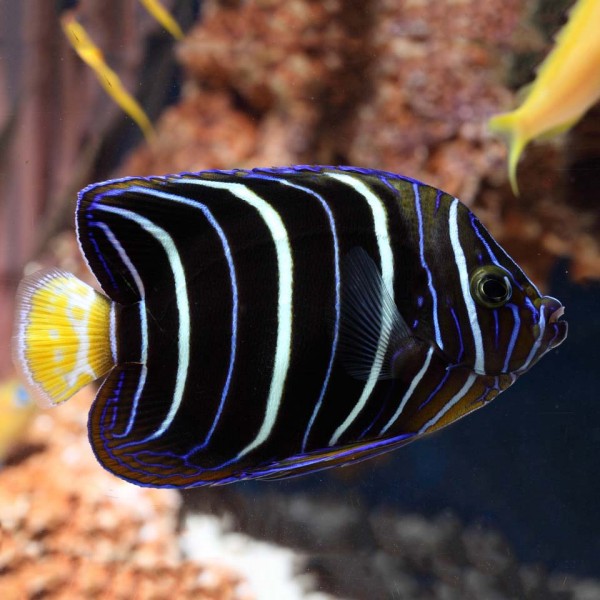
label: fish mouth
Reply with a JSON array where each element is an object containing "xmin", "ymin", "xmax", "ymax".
[
  {"xmin": 548, "ymin": 305, "xmax": 564, "ymax": 323},
  {"xmin": 541, "ymin": 296, "xmax": 568, "ymax": 350},
  {"xmin": 510, "ymin": 296, "xmax": 567, "ymax": 377}
]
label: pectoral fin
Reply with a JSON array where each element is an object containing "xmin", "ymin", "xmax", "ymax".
[{"xmin": 338, "ymin": 247, "xmax": 421, "ymax": 381}]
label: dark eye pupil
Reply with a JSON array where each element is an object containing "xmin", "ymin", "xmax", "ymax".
[
  {"xmin": 482, "ymin": 277, "xmax": 507, "ymax": 301},
  {"xmin": 469, "ymin": 266, "xmax": 512, "ymax": 308}
]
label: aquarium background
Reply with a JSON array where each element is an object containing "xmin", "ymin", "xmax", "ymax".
[{"xmin": 1, "ymin": 0, "xmax": 599, "ymax": 598}]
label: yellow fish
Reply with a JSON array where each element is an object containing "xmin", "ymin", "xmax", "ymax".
[
  {"xmin": 61, "ymin": 12, "xmax": 156, "ymax": 142},
  {"xmin": 489, "ymin": 0, "xmax": 600, "ymax": 194},
  {"xmin": 59, "ymin": 1, "xmax": 183, "ymax": 142},
  {"xmin": 0, "ymin": 379, "xmax": 37, "ymax": 463},
  {"xmin": 140, "ymin": 0, "xmax": 184, "ymax": 40}
]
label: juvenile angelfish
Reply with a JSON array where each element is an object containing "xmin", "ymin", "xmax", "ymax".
[{"xmin": 12, "ymin": 167, "xmax": 567, "ymax": 487}]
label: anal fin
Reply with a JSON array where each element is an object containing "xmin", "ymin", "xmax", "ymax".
[{"xmin": 248, "ymin": 432, "xmax": 418, "ymax": 481}]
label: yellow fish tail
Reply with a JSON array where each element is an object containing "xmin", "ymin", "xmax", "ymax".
[
  {"xmin": 140, "ymin": 0, "xmax": 184, "ymax": 40},
  {"xmin": 60, "ymin": 13, "xmax": 155, "ymax": 142},
  {"xmin": 489, "ymin": 111, "xmax": 528, "ymax": 195},
  {"xmin": 12, "ymin": 270, "xmax": 115, "ymax": 407}
]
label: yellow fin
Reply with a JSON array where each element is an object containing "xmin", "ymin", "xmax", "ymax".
[
  {"xmin": 140, "ymin": 0, "xmax": 184, "ymax": 40},
  {"xmin": 489, "ymin": 111, "xmax": 528, "ymax": 195},
  {"xmin": 60, "ymin": 13, "xmax": 155, "ymax": 142},
  {"xmin": 12, "ymin": 270, "xmax": 116, "ymax": 407}
]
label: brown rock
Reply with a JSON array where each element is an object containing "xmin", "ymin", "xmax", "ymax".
[{"xmin": 0, "ymin": 389, "xmax": 249, "ymax": 599}]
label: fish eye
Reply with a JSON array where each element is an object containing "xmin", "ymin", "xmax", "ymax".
[{"xmin": 470, "ymin": 266, "xmax": 512, "ymax": 308}]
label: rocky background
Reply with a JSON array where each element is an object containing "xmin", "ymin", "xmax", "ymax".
[{"xmin": 1, "ymin": 0, "xmax": 600, "ymax": 598}]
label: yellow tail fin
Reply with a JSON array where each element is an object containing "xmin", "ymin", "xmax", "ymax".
[
  {"xmin": 489, "ymin": 111, "xmax": 528, "ymax": 196},
  {"xmin": 12, "ymin": 270, "xmax": 116, "ymax": 407}
]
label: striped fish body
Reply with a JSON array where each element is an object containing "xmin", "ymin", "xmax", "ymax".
[{"xmin": 13, "ymin": 166, "xmax": 567, "ymax": 487}]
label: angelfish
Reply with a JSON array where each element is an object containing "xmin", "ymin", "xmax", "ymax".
[{"xmin": 12, "ymin": 166, "xmax": 567, "ymax": 487}]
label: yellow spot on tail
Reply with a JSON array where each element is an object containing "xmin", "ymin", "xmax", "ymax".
[
  {"xmin": 12, "ymin": 270, "xmax": 115, "ymax": 407},
  {"xmin": 60, "ymin": 12, "xmax": 155, "ymax": 142},
  {"xmin": 489, "ymin": 0, "xmax": 600, "ymax": 195}
]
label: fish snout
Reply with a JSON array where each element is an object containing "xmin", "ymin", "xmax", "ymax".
[{"xmin": 541, "ymin": 296, "xmax": 568, "ymax": 349}]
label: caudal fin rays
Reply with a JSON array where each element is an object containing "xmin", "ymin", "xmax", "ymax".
[{"xmin": 12, "ymin": 269, "xmax": 115, "ymax": 407}]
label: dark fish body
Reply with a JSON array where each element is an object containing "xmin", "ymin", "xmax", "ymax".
[{"xmin": 13, "ymin": 166, "xmax": 567, "ymax": 487}]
